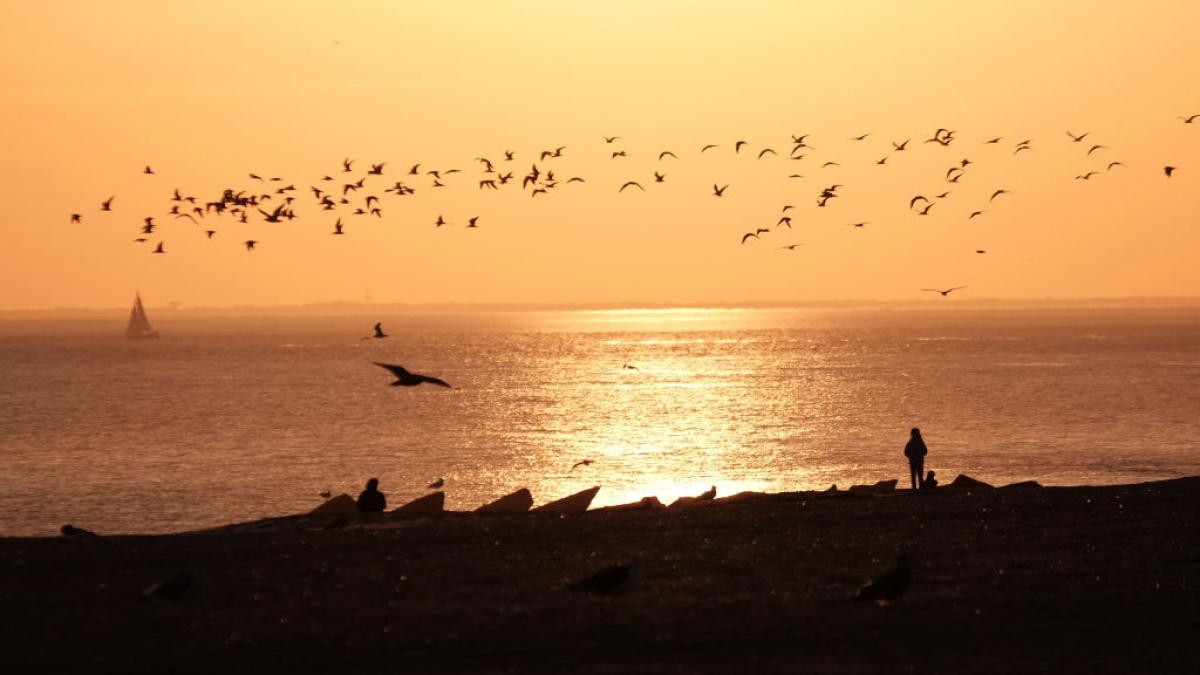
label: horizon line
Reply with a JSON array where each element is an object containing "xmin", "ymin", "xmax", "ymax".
[{"xmin": 3, "ymin": 295, "xmax": 1200, "ymax": 318}]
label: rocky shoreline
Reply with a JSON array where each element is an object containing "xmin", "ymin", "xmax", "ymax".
[{"xmin": 3, "ymin": 476, "xmax": 1198, "ymax": 673}]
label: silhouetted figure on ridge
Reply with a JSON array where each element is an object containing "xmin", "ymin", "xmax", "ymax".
[
  {"xmin": 923, "ymin": 470, "xmax": 938, "ymax": 490},
  {"xmin": 904, "ymin": 428, "xmax": 928, "ymax": 490},
  {"xmin": 356, "ymin": 478, "xmax": 386, "ymax": 512}
]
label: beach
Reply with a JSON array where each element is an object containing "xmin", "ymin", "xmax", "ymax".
[{"xmin": 3, "ymin": 476, "xmax": 1198, "ymax": 673}]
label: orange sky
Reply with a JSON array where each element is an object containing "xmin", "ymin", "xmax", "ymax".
[{"xmin": 1, "ymin": 0, "xmax": 1198, "ymax": 310}]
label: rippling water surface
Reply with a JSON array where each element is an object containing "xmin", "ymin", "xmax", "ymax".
[{"xmin": 2, "ymin": 306, "xmax": 1199, "ymax": 535}]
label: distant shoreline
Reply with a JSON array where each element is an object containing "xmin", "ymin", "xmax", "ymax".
[{"xmin": 4, "ymin": 296, "xmax": 1200, "ymax": 319}]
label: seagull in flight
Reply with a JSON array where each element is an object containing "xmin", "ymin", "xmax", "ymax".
[
  {"xmin": 101, "ymin": 196, "xmax": 114, "ymax": 211},
  {"xmin": 619, "ymin": 181, "xmax": 645, "ymax": 193},
  {"xmin": 1066, "ymin": 131, "xmax": 1090, "ymax": 142},
  {"xmin": 569, "ymin": 459, "xmax": 594, "ymax": 472},
  {"xmin": 1164, "ymin": 166, "xmax": 1177, "ymax": 177},
  {"xmin": 713, "ymin": 184, "xmax": 728, "ymax": 197},
  {"xmin": 921, "ymin": 286, "xmax": 967, "ymax": 297},
  {"xmin": 1181, "ymin": 114, "xmax": 1199, "ymax": 124},
  {"xmin": 989, "ymin": 189, "xmax": 1010, "ymax": 202},
  {"xmin": 371, "ymin": 361, "xmax": 452, "ymax": 388}
]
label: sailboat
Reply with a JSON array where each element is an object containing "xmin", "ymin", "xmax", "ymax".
[{"xmin": 125, "ymin": 293, "xmax": 159, "ymax": 339}]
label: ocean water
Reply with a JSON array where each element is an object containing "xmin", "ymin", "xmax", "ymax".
[{"xmin": 2, "ymin": 306, "xmax": 1199, "ymax": 536}]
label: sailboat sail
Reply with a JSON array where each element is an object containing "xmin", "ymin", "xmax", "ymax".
[{"xmin": 126, "ymin": 294, "xmax": 158, "ymax": 339}]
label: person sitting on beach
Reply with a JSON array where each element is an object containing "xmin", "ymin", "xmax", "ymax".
[
  {"xmin": 904, "ymin": 428, "xmax": 928, "ymax": 490},
  {"xmin": 923, "ymin": 470, "xmax": 938, "ymax": 490},
  {"xmin": 356, "ymin": 478, "xmax": 387, "ymax": 512}
]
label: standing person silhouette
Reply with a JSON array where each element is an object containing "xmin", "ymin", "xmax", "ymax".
[
  {"xmin": 904, "ymin": 428, "xmax": 928, "ymax": 490},
  {"xmin": 356, "ymin": 478, "xmax": 387, "ymax": 512}
]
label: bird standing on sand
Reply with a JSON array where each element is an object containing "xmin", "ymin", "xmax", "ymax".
[
  {"xmin": 853, "ymin": 554, "xmax": 911, "ymax": 605},
  {"xmin": 568, "ymin": 564, "xmax": 634, "ymax": 595},
  {"xmin": 371, "ymin": 361, "xmax": 452, "ymax": 388},
  {"xmin": 371, "ymin": 322, "xmax": 387, "ymax": 339}
]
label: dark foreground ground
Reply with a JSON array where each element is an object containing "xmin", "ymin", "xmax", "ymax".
[{"xmin": 2, "ymin": 477, "xmax": 1199, "ymax": 674}]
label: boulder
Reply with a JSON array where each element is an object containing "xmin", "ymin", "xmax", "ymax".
[
  {"xmin": 949, "ymin": 474, "xmax": 994, "ymax": 491},
  {"xmin": 393, "ymin": 491, "xmax": 445, "ymax": 514},
  {"xmin": 597, "ymin": 496, "xmax": 667, "ymax": 512},
  {"xmin": 533, "ymin": 486, "xmax": 600, "ymax": 515},
  {"xmin": 475, "ymin": 488, "xmax": 534, "ymax": 514},
  {"xmin": 999, "ymin": 480, "xmax": 1042, "ymax": 492},
  {"xmin": 847, "ymin": 480, "xmax": 898, "ymax": 496},
  {"xmin": 310, "ymin": 494, "xmax": 356, "ymax": 515}
]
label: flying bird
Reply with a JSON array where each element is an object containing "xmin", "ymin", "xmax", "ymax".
[
  {"xmin": 989, "ymin": 189, "xmax": 1010, "ymax": 201},
  {"xmin": 244, "ymin": 240, "xmax": 257, "ymax": 251},
  {"xmin": 734, "ymin": 140, "xmax": 748, "ymax": 153},
  {"xmin": 1106, "ymin": 162, "xmax": 1124, "ymax": 171},
  {"xmin": 619, "ymin": 181, "xmax": 645, "ymax": 193},
  {"xmin": 371, "ymin": 361, "xmax": 452, "ymax": 388},
  {"xmin": 968, "ymin": 211, "xmax": 985, "ymax": 219},
  {"xmin": 852, "ymin": 555, "xmax": 911, "ymax": 605},
  {"xmin": 1180, "ymin": 114, "xmax": 1199, "ymax": 124},
  {"xmin": 757, "ymin": 148, "xmax": 777, "ymax": 159},
  {"xmin": 741, "ymin": 232, "xmax": 759, "ymax": 244},
  {"xmin": 1164, "ymin": 166, "xmax": 1177, "ymax": 177},
  {"xmin": 654, "ymin": 172, "xmax": 665, "ymax": 183},
  {"xmin": 779, "ymin": 243, "xmax": 803, "ymax": 250},
  {"xmin": 1066, "ymin": 131, "xmax": 1089, "ymax": 142},
  {"xmin": 70, "ymin": 213, "xmax": 81, "ymax": 224},
  {"xmin": 713, "ymin": 184, "xmax": 728, "ymax": 197},
  {"xmin": 1087, "ymin": 144, "xmax": 1106, "ymax": 156},
  {"xmin": 332, "ymin": 218, "xmax": 345, "ymax": 235},
  {"xmin": 850, "ymin": 133, "xmax": 871, "ymax": 141},
  {"xmin": 152, "ymin": 242, "xmax": 165, "ymax": 254},
  {"xmin": 892, "ymin": 140, "xmax": 909, "ymax": 151},
  {"xmin": 142, "ymin": 165, "xmax": 154, "ymax": 175},
  {"xmin": 921, "ymin": 286, "xmax": 967, "ymax": 297},
  {"xmin": 700, "ymin": 144, "xmax": 719, "ymax": 153},
  {"xmin": 467, "ymin": 217, "xmax": 479, "ymax": 228},
  {"xmin": 658, "ymin": 151, "xmax": 677, "ymax": 160},
  {"xmin": 101, "ymin": 196, "xmax": 114, "ymax": 211},
  {"xmin": 569, "ymin": 459, "xmax": 594, "ymax": 471},
  {"xmin": 604, "ymin": 136, "xmax": 621, "ymax": 143}
]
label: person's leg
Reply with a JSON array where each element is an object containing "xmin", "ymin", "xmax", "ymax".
[
  {"xmin": 909, "ymin": 462, "xmax": 919, "ymax": 489},
  {"xmin": 916, "ymin": 459, "xmax": 925, "ymax": 489}
]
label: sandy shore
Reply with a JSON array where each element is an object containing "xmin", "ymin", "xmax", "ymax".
[{"xmin": 2, "ymin": 477, "xmax": 1198, "ymax": 673}]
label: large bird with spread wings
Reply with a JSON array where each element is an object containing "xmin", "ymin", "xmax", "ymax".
[{"xmin": 371, "ymin": 362, "xmax": 452, "ymax": 388}]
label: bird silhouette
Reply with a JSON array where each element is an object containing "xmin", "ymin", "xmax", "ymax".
[
  {"xmin": 1086, "ymin": 144, "xmax": 1106, "ymax": 156},
  {"xmin": 989, "ymin": 189, "xmax": 1010, "ymax": 202},
  {"xmin": 1066, "ymin": 131, "xmax": 1089, "ymax": 142},
  {"xmin": 152, "ymin": 242, "xmax": 165, "ymax": 254},
  {"xmin": 1164, "ymin": 166, "xmax": 1177, "ymax": 177},
  {"xmin": 604, "ymin": 136, "xmax": 621, "ymax": 143},
  {"xmin": 143, "ymin": 165, "xmax": 154, "ymax": 175},
  {"xmin": 921, "ymin": 286, "xmax": 967, "ymax": 297},
  {"xmin": 969, "ymin": 211, "xmax": 985, "ymax": 219},
  {"xmin": 658, "ymin": 151, "xmax": 677, "ymax": 160},
  {"xmin": 371, "ymin": 322, "xmax": 387, "ymax": 339},
  {"xmin": 70, "ymin": 213, "xmax": 81, "ymax": 224},
  {"xmin": 713, "ymin": 184, "xmax": 728, "ymax": 197},
  {"xmin": 371, "ymin": 361, "xmax": 451, "ymax": 388},
  {"xmin": 100, "ymin": 196, "xmax": 114, "ymax": 211},
  {"xmin": 244, "ymin": 240, "xmax": 257, "ymax": 251},
  {"xmin": 567, "ymin": 564, "xmax": 633, "ymax": 595},
  {"xmin": 741, "ymin": 232, "xmax": 759, "ymax": 244},
  {"xmin": 700, "ymin": 144, "xmax": 719, "ymax": 153},
  {"xmin": 779, "ymin": 243, "xmax": 803, "ymax": 250},
  {"xmin": 427, "ymin": 477, "xmax": 444, "ymax": 489},
  {"xmin": 619, "ymin": 181, "xmax": 644, "ymax": 193},
  {"xmin": 757, "ymin": 148, "xmax": 777, "ymax": 159},
  {"xmin": 852, "ymin": 554, "xmax": 910, "ymax": 605},
  {"xmin": 734, "ymin": 140, "xmax": 748, "ymax": 153},
  {"xmin": 569, "ymin": 459, "xmax": 594, "ymax": 471}
]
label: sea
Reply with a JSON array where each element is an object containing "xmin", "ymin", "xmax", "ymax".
[{"xmin": 2, "ymin": 306, "xmax": 1199, "ymax": 536}]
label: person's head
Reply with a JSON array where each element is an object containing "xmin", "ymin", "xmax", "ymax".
[
  {"xmin": 366, "ymin": 478, "xmax": 379, "ymax": 490},
  {"xmin": 926, "ymin": 470, "xmax": 936, "ymax": 479},
  {"xmin": 911, "ymin": 427, "xmax": 921, "ymax": 437}
]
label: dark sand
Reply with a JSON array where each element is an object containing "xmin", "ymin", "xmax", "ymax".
[{"xmin": 3, "ymin": 478, "xmax": 1198, "ymax": 673}]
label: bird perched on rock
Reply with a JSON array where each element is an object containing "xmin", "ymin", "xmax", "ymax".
[
  {"xmin": 853, "ymin": 554, "xmax": 911, "ymax": 605},
  {"xmin": 427, "ymin": 477, "xmax": 444, "ymax": 489}
]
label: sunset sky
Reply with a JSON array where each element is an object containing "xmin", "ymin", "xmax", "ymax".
[{"xmin": 1, "ymin": 0, "xmax": 1198, "ymax": 310}]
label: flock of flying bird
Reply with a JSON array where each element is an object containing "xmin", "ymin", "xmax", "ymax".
[{"xmin": 71, "ymin": 115, "xmax": 1195, "ymax": 298}]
